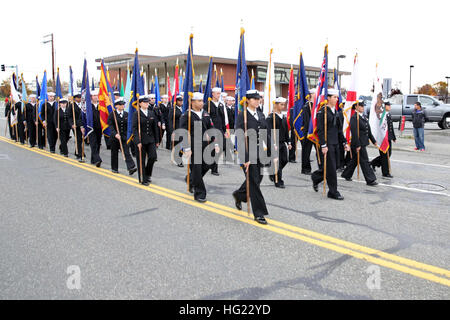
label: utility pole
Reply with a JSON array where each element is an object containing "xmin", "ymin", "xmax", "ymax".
[
  {"xmin": 43, "ymin": 33, "xmax": 55, "ymax": 89},
  {"xmin": 409, "ymin": 65, "xmax": 414, "ymax": 94}
]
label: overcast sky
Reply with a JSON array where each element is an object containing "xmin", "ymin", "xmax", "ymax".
[{"xmin": 2, "ymin": 0, "xmax": 449, "ymax": 95}]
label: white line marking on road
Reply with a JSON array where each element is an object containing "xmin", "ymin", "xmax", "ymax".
[{"xmin": 390, "ymin": 159, "xmax": 450, "ymax": 170}]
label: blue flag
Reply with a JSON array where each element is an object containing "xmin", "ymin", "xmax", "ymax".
[
  {"xmin": 203, "ymin": 57, "xmax": 213, "ymax": 105},
  {"xmin": 21, "ymin": 75, "xmax": 27, "ymax": 113},
  {"xmin": 56, "ymin": 69, "xmax": 63, "ymax": 99},
  {"xmin": 199, "ymin": 78, "xmax": 203, "ymax": 93},
  {"xmin": 82, "ymin": 70, "xmax": 94, "ymax": 138},
  {"xmin": 293, "ymin": 53, "xmax": 310, "ymax": 140},
  {"xmin": 182, "ymin": 34, "xmax": 195, "ymax": 114},
  {"xmin": 234, "ymin": 28, "xmax": 250, "ymax": 150},
  {"xmin": 36, "ymin": 75, "xmax": 41, "ymax": 98},
  {"xmin": 69, "ymin": 66, "xmax": 74, "ymax": 97},
  {"xmin": 333, "ymin": 68, "xmax": 342, "ymax": 109},
  {"xmin": 127, "ymin": 50, "xmax": 144, "ymax": 143},
  {"xmin": 38, "ymin": 71, "xmax": 48, "ymax": 122},
  {"xmin": 154, "ymin": 72, "xmax": 161, "ymax": 105}
]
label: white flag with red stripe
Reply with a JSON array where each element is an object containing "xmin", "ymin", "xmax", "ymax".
[{"xmin": 343, "ymin": 53, "xmax": 358, "ymax": 144}]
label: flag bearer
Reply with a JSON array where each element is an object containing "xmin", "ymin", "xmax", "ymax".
[
  {"xmin": 168, "ymin": 95, "xmax": 184, "ymax": 167},
  {"xmin": 54, "ymin": 98, "xmax": 71, "ymax": 157},
  {"xmin": 267, "ymin": 97, "xmax": 291, "ymax": 188},
  {"xmin": 132, "ymin": 95, "xmax": 160, "ymax": 186},
  {"xmin": 311, "ymin": 89, "xmax": 349, "ymax": 200},
  {"xmin": 341, "ymin": 101, "xmax": 378, "ymax": 186},
  {"xmin": 108, "ymin": 98, "xmax": 137, "ymax": 175}
]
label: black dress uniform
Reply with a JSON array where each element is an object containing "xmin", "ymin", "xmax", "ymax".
[
  {"xmin": 370, "ymin": 112, "xmax": 396, "ymax": 177},
  {"xmin": 5, "ymin": 101, "xmax": 14, "ymax": 139},
  {"xmin": 149, "ymin": 103, "xmax": 163, "ymax": 142},
  {"xmin": 159, "ymin": 102, "xmax": 171, "ymax": 149},
  {"xmin": 8, "ymin": 102, "xmax": 25, "ymax": 143},
  {"xmin": 42, "ymin": 100, "xmax": 58, "ymax": 152},
  {"xmin": 233, "ymin": 106, "xmax": 271, "ymax": 222},
  {"xmin": 67, "ymin": 101, "xmax": 84, "ymax": 161},
  {"xmin": 168, "ymin": 104, "xmax": 184, "ymax": 166},
  {"xmin": 267, "ymin": 112, "xmax": 290, "ymax": 188},
  {"xmin": 180, "ymin": 109, "xmax": 215, "ymax": 201},
  {"xmin": 25, "ymin": 102, "xmax": 37, "ymax": 147},
  {"xmin": 107, "ymin": 108, "xmax": 136, "ymax": 174},
  {"xmin": 341, "ymin": 112, "xmax": 377, "ymax": 185},
  {"xmin": 288, "ymin": 107, "xmax": 297, "ymax": 163},
  {"xmin": 220, "ymin": 103, "xmax": 234, "ymax": 162},
  {"xmin": 89, "ymin": 102, "xmax": 103, "ymax": 166},
  {"xmin": 132, "ymin": 107, "xmax": 159, "ymax": 185},
  {"xmin": 54, "ymin": 102, "xmax": 71, "ymax": 156},
  {"xmin": 311, "ymin": 105, "xmax": 347, "ymax": 199},
  {"xmin": 301, "ymin": 101, "xmax": 315, "ymax": 174},
  {"xmin": 206, "ymin": 99, "xmax": 224, "ymax": 175}
]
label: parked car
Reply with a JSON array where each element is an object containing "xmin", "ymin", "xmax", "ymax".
[{"xmin": 387, "ymin": 94, "xmax": 450, "ymax": 129}]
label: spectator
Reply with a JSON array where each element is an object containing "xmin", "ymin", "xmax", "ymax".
[{"xmin": 411, "ymin": 102, "xmax": 425, "ymax": 151}]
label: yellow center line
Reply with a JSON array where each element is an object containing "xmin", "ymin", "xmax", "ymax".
[{"xmin": 2, "ymin": 136, "xmax": 450, "ymax": 288}]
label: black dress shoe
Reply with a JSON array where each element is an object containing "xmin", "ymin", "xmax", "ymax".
[
  {"xmin": 112, "ymin": 170, "xmax": 119, "ymax": 174},
  {"xmin": 312, "ymin": 183, "xmax": 319, "ymax": 192},
  {"xmin": 341, "ymin": 174, "xmax": 352, "ymax": 181},
  {"xmin": 302, "ymin": 171, "xmax": 312, "ymax": 176},
  {"xmin": 141, "ymin": 181, "xmax": 150, "ymax": 186},
  {"xmin": 177, "ymin": 163, "xmax": 184, "ymax": 168},
  {"xmin": 64, "ymin": 154, "xmax": 68, "ymax": 158},
  {"xmin": 50, "ymin": 150, "xmax": 55, "ymax": 154},
  {"xmin": 129, "ymin": 167, "xmax": 137, "ymax": 175},
  {"xmin": 367, "ymin": 181, "xmax": 378, "ymax": 186},
  {"xmin": 289, "ymin": 160, "xmax": 297, "ymax": 163},
  {"xmin": 78, "ymin": 159, "xmax": 85, "ymax": 163},
  {"xmin": 269, "ymin": 175, "xmax": 274, "ymax": 182},
  {"xmin": 195, "ymin": 197, "xmax": 207, "ymax": 203},
  {"xmin": 328, "ymin": 193, "xmax": 344, "ymax": 200},
  {"xmin": 232, "ymin": 191, "xmax": 242, "ymax": 210},
  {"xmin": 275, "ymin": 183, "xmax": 286, "ymax": 189},
  {"xmin": 254, "ymin": 216, "xmax": 268, "ymax": 225},
  {"xmin": 211, "ymin": 171, "xmax": 219, "ymax": 176},
  {"xmin": 383, "ymin": 174, "xmax": 393, "ymax": 178},
  {"xmin": 95, "ymin": 161, "xmax": 102, "ymax": 168}
]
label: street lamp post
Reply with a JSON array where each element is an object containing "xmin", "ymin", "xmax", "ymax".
[
  {"xmin": 409, "ymin": 65, "xmax": 414, "ymax": 94},
  {"xmin": 43, "ymin": 33, "xmax": 55, "ymax": 89},
  {"xmin": 337, "ymin": 55, "xmax": 346, "ymax": 86}
]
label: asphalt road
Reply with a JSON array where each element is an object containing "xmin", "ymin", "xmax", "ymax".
[{"xmin": 0, "ymin": 117, "xmax": 449, "ymax": 300}]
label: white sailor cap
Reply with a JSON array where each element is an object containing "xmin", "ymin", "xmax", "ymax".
[
  {"xmin": 73, "ymin": 91, "xmax": 82, "ymax": 97},
  {"xmin": 149, "ymin": 93, "xmax": 156, "ymax": 99},
  {"xmin": 29, "ymin": 94, "xmax": 37, "ymax": 98},
  {"xmin": 60, "ymin": 97, "xmax": 68, "ymax": 103},
  {"xmin": 246, "ymin": 90, "xmax": 261, "ymax": 99},
  {"xmin": 212, "ymin": 87, "xmax": 222, "ymax": 93},
  {"xmin": 327, "ymin": 88, "xmax": 340, "ymax": 96},
  {"xmin": 176, "ymin": 95, "xmax": 183, "ymax": 100},
  {"xmin": 114, "ymin": 98, "xmax": 126, "ymax": 106},
  {"xmin": 221, "ymin": 92, "xmax": 228, "ymax": 97},
  {"xmin": 309, "ymin": 87, "xmax": 316, "ymax": 93},
  {"xmin": 91, "ymin": 89, "xmax": 99, "ymax": 95},
  {"xmin": 192, "ymin": 92, "xmax": 204, "ymax": 101},
  {"xmin": 161, "ymin": 94, "xmax": 168, "ymax": 99},
  {"xmin": 275, "ymin": 97, "xmax": 287, "ymax": 103},
  {"xmin": 139, "ymin": 95, "xmax": 150, "ymax": 102},
  {"xmin": 225, "ymin": 96, "xmax": 235, "ymax": 101},
  {"xmin": 47, "ymin": 92, "xmax": 56, "ymax": 97},
  {"xmin": 113, "ymin": 91, "xmax": 120, "ymax": 95},
  {"xmin": 180, "ymin": 91, "xmax": 184, "ymax": 95}
]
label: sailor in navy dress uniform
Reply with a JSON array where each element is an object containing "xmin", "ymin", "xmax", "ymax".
[
  {"xmin": 132, "ymin": 95, "xmax": 160, "ymax": 186},
  {"xmin": 68, "ymin": 91, "xmax": 85, "ymax": 162},
  {"xmin": 168, "ymin": 95, "xmax": 184, "ymax": 167},
  {"xmin": 341, "ymin": 101, "xmax": 378, "ymax": 185},
  {"xmin": 267, "ymin": 97, "xmax": 292, "ymax": 188},
  {"xmin": 54, "ymin": 98, "xmax": 71, "ymax": 157},
  {"xmin": 311, "ymin": 89, "xmax": 350, "ymax": 200},
  {"xmin": 107, "ymin": 98, "xmax": 137, "ymax": 175},
  {"xmin": 232, "ymin": 90, "xmax": 272, "ymax": 225},
  {"xmin": 180, "ymin": 92, "xmax": 218, "ymax": 203}
]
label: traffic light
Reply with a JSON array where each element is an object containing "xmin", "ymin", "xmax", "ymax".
[{"xmin": 1, "ymin": 65, "xmax": 5, "ymax": 71}]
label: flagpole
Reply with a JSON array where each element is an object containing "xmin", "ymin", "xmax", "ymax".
[
  {"xmin": 243, "ymin": 99, "xmax": 251, "ymax": 216},
  {"xmin": 109, "ymin": 92, "xmax": 126, "ymax": 161},
  {"xmin": 323, "ymin": 105, "xmax": 327, "ymax": 196},
  {"xmin": 70, "ymin": 98, "xmax": 79, "ymax": 158},
  {"xmin": 136, "ymin": 94, "xmax": 143, "ymax": 183},
  {"xmin": 44, "ymin": 99, "xmax": 48, "ymax": 149},
  {"xmin": 13, "ymin": 103, "xmax": 19, "ymax": 142},
  {"xmin": 36, "ymin": 96, "xmax": 39, "ymax": 146},
  {"xmin": 57, "ymin": 97, "xmax": 60, "ymax": 146},
  {"xmin": 22, "ymin": 74, "xmax": 28, "ymax": 143},
  {"xmin": 357, "ymin": 101, "xmax": 360, "ymax": 181},
  {"xmin": 187, "ymin": 94, "xmax": 192, "ymax": 193}
]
